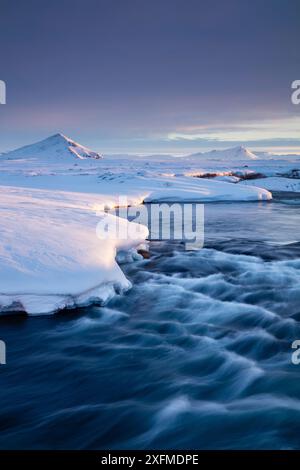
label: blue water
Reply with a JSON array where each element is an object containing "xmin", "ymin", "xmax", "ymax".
[{"xmin": 1, "ymin": 201, "xmax": 300, "ymax": 449}]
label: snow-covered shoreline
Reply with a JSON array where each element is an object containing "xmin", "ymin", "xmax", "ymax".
[{"xmin": 0, "ymin": 186, "xmax": 149, "ymax": 315}]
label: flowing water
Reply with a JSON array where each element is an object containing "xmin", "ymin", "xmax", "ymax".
[{"xmin": 0, "ymin": 200, "xmax": 300, "ymax": 449}]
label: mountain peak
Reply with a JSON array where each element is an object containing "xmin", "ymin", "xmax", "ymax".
[
  {"xmin": 233, "ymin": 145, "xmax": 246, "ymax": 151},
  {"xmin": 189, "ymin": 145, "xmax": 259, "ymax": 161},
  {"xmin": 1, "ymin": 133, "xmax": 103, "ymax": 161},
  {"xmin": 49, "ymin": 132, "xmax": 69, "ymax": 141}
]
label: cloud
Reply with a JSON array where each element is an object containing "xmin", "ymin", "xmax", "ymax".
[{"xmin": 167, "ymin": 116, "xmax": 300, "ymax": 143}]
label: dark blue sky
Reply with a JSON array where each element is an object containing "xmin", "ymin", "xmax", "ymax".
[{"xmin": 0, "ymin": 0, "xmax": 299, "ymax": 153}]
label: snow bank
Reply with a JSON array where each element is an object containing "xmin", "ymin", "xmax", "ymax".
[
  {"xmin": 144, "ymin": 178, "xmax": 272, "ymax": 202},
  {"xmin": 214, "ymin": 175, "xmax": 240, "ymax": 183},
  {"xmin": 0, "ymin": 187, "xmax": 148, "ymax": 315},
  {"xmin": 240, "ymin": 177, "xmax": 300, "ymax": 193}
]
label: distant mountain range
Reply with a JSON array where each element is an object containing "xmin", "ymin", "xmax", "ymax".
[
  {"xmin": 188, "ymin": 145, "xmax": 259, "ymax": 160},
  {"xmin": 1, "ymin": 134, "xmax": 299, "ymax": 162}
]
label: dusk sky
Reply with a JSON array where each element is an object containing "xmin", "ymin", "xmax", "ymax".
[{"xmin": 0, "ymin": 0, "xmax": 299, "ymax": 154}]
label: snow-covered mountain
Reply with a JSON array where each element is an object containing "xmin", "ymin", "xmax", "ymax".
[
  {"xmin": 189, "ymin": 145, "xmax": 259, "ymax": 161},
  {"xmin": 1, "ymin": 133, "xmax": 103, "ymax": 161}
]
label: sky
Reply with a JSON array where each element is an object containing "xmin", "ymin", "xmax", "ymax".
[{"xmin": 0, "ymin": 0, "xmax": 299, "ymax": 154}]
